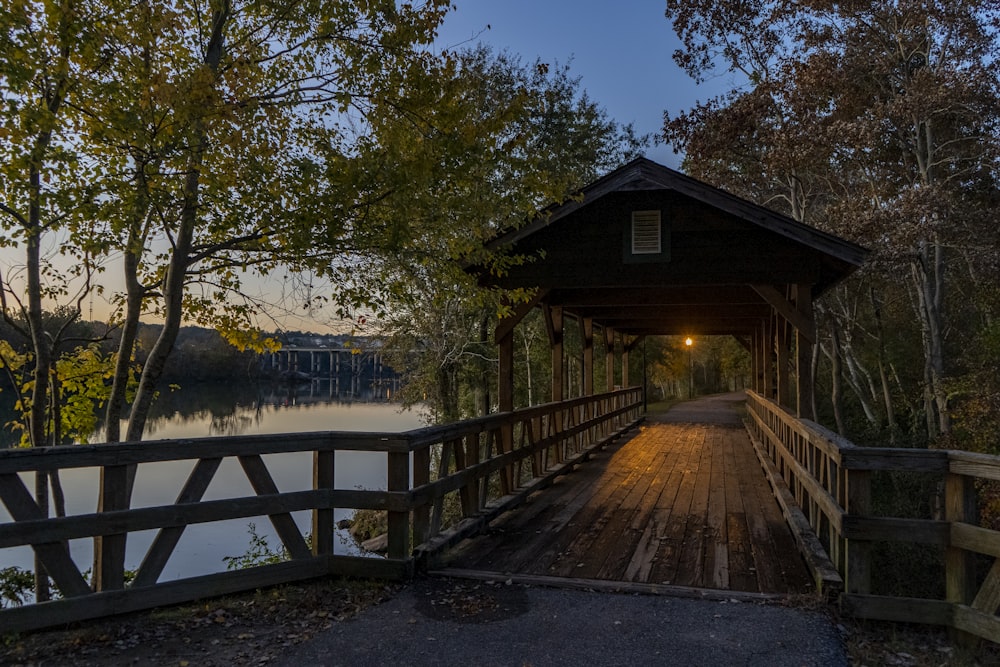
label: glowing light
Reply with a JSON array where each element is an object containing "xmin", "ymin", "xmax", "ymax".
[{"xmin": 685, "ymin": 337, "xmax": 693, "ymax": 346}]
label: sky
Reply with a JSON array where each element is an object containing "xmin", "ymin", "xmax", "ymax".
[
  {"xmin": 433, "ymin": 0, "xmax": 736, "ymax": 168},
  {"xmin": 3, "ymin": 2, "xmax": 740, "ymax": 334}
]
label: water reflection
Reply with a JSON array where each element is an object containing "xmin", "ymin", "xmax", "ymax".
[{"xmin": 125, "ymin": 378, "xmax": 420, "ymax": 441}]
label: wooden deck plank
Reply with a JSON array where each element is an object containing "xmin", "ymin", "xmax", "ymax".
[
  {"xmin": 670, "ymin": 427, "xmax": 713, "ymax": 588},
  {"xmin": 441, "ymin": 416, "xmax": 814, "ymax": 596},
  {"xmin": 445, "ymin": 445, "xmax": 619, "ymax": 570},
  {"xmin": 593, "ymin": 426, "xmax": 686, "ymax": 580},
  {"xmin": 647, "ymin": 427, "xmax": 703, "ymax": 585},
  {"xmin": 620, "ymin": 426, "xmax": 697, "ymax": 582},
  {"xmin": 543, "ymin": 435, "xmax": 657, "ymax": 577},
  {"xmin": 704, "ymin": 428, "xmax": 730, "ymax": 589},
  {"xmin": 733, "ymin": 424, "xmax": 787, "ymax": 593},
  {"xmin": 722, "ymin": 427, "xmax": 757, "ymax": 592},
  {"xmin": 511, "ymin": 436, "xmax": 649, "ymax": 575}
]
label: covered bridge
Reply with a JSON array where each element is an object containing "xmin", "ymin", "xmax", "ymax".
[
  {"xmin": 486, "ymin": 157, "xmax": 868, "ymax": 420},
  {"xmin": 8, "ymin": 159, "xmax": 999, "ymax": 645}
]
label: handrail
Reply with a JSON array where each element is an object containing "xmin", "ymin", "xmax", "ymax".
[
  {"xmin": 745, "ymin": 390, "xmax": 1000, "ymax": 644},
  {"xmin": 0, "ymin": 387, "xmax": 644, "ymax": 633}
]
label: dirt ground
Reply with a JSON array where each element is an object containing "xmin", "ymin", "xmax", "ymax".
[{"xmin": 0, "ymin": 577, "xmax": 398, "ymax": 666}]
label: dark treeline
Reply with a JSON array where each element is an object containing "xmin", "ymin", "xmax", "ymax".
[{"xmin": 0, "ymin": 315, "xmax": 385, "ymax": 387}]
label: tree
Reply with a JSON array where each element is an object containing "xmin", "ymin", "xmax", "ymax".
[
  {"xmin": 378, "ymin": 46, "xmax": 647, "ymax": 422},
  {"xmin": 663, "ymin": 0, "xmax": 1000, "ymax": 443},
  {"xmin": 74, "ymin": 0, "xmax": 455, "ymax": 444},
  {"xmin": 0, "ymin": 0, "xmax": 113, "ymax": 449}
]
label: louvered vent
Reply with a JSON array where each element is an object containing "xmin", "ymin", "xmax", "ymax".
[{"xmin": 631, "ymin": 210, "xmax": 661, "ymax": 254}]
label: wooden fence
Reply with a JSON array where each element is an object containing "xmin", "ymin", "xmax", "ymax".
[
  {"xmin": 746, "ymin": 390, "xmax": 1000, "ymax": 642},
  {"xmin": 0, "ymin": 387, "xmax": 643, "ymax": 633}
]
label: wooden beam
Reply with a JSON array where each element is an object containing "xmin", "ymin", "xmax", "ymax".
[
  {"xmin": 497, "ymin": 324, "xmax": 515, "ymax": 493},
  {"xmin": 624, "ymin": 335, "xmax": 644, "ymax": 353},
  {"xmin": 544, "ymin": 305, "xmax": 565, "ymax": 403},
  {"xmin": 133, "ymin": 457, "xmax": 222, "ymax": 587},
  {"xmin": 0, "ymin": 473, "xmax": 90, "ymax": 597},
  {"xmin": 238, "ymin": 455, "xmax": 311, "ymax": 561},
  {"xmin": 494, "ymin": 289, "xmax": 548, "ymax": 342},
  {"xmin": 312, "ymin": 451, "xmax": 336, "ymax": 557},
  {"xmin": 752, "ymin": 284, "xmax": 816, "ymax": 343},
  {"xmin": 549, "ymin": 285, "xmax": 766, "ymax": 307},
  {"xmin": 946, "ymin": 474, "xmax": 979, "ymax": 608}
]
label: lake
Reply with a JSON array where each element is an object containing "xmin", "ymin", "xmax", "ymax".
[{"xmin": 0, "ymin": 380, "xmax": 427, "ymax": 588}]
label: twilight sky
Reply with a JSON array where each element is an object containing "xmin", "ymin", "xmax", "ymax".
[
  {"xmin": 4, "ymin": 3, "xmax": 742, "ymax": 332},
  {"xmin": 435, "ymin": 0, "xmax": 739, "ymax": 169}
]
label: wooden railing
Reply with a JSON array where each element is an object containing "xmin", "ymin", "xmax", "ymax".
[
  {"xmin": 746, "ymin": 390, "xmax": 1000, "ymax": 643},
  {"xmin": 0, "ymin": 387, "xmax": 643, "ymax": 633}
]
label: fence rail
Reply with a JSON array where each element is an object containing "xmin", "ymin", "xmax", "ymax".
[
  {"xmin": 0, "ymin": 387, "xmax": 643, "ymax": 633},
  {"xmin": 746, "ymin": 390, "xmax": 1000, "ymax": 643}
]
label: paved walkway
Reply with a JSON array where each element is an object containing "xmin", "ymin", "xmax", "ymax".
[
  {"xmin": 276, "ymin": 576, "xmax": 846, "ymax": 666},
  {"xmin": 276, "ymin": 394, "xmax": 848, "ymax": 667}
]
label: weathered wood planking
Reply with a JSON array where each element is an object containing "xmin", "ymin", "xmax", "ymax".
[{"xmin": 442, "ymin": 420, "xmax": 814, "ymax": 595}]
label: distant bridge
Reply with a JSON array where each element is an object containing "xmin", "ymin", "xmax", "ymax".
[{"xmin": 262, "ymin": 346, "xmax": 392, "ymax": 382}]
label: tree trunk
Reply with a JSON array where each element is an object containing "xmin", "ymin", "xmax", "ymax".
[
  {"xmin": 26, "ymin": 164, "xmax": 51, "ymax": 450},
  {"xmin": 105, "ymin": 241, "xmax": 145, "ymax": 443},
  {"xmin": 124, "ymin": 2, "xmax": 229, "ymax": 443},
  {"xmin": 870, "ymin": 285, "xmax": 897, "ymax": 445},
  {"xmin": 911, "ymin": 240, "xmax": 949, "ymax": 439}
]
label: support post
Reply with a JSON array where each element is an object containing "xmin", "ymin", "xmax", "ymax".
[
  {"xmin": 845, "ymin": 469, "xmax": 871, "ymax": 595},
  {"xmin": 604, "ymin": 327, "xmax": 615, "ymax": 392},
  {"xmin": 581, "ymin": 317, "xmax": 594, "ymax": 397},
  {"xmin": 945, "ymin": 473, "xmax": 978, "ymax": 610},
  {"xmin": 544, "ymin": 306, "xmax": 564, "ymax": 404},
  {"xmin": 776, "ymin": 316, "xmax": 791, "ymax": 408},
  {"xmin": 544, "ymin": 306, "xmax": 565, "ymax": 463},
  {"xmin": 412, "ymin": 444, "xmax": 430, "ymax": 547},
  {"xmin": 94, "ymin": 466, "xmax": 129, "ymax": 591},
  {"xmin": 622, "ymin": 339, "xmax": 630, "ymax": 388},
  {"xmin": 763, "ymin": 316, "xmax": 775, "ymax": 399},
  {"xmin": 387, "ymin": 451, "xmax": 410, "ymax": 561},
  {"xmin": 793, "ymin": 284, "xmax": 815, "ymax": 420},
  {"xmin": 311, "ymin": 451, "xmax": 335, "ymax": 556},
  {"xmin": 497, "ymin": 321, "xmax": 515, "ymax": 493}
]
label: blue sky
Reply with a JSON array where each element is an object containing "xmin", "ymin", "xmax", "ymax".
[{"xmin": 435, "ymin": 1, "xmax": 738, "ymax": 169}]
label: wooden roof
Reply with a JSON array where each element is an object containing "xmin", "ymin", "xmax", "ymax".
[{"xmin": 486, "ymin": 157, "xmax": 867, "ymax": 337}]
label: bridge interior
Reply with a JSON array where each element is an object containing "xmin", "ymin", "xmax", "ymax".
[{"xmin": 440, "ymin": 394, "xmax": 813, "ymax": 595}]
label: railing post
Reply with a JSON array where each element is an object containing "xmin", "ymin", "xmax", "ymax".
[
  {"xmin": 387, "ymin": 451, "xmax": 410, "ymax": 562},
  {"xmin": 845, "ymin": 468, "xmax": 871, "ymax": 595},
  {"xmin": 312, "ymin": 450, "xmax": 335, "ymax": 556},
  {"xmin": 945, "ymin": 472, "xmax": 978, "ymax": 609},
  {"xmin": 412, "ymin": 442, "xmax": 430, "ymax": 547},
  {"xmin": 94, "ymin": 465, "xmax": 129, "ymax": 591}
]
